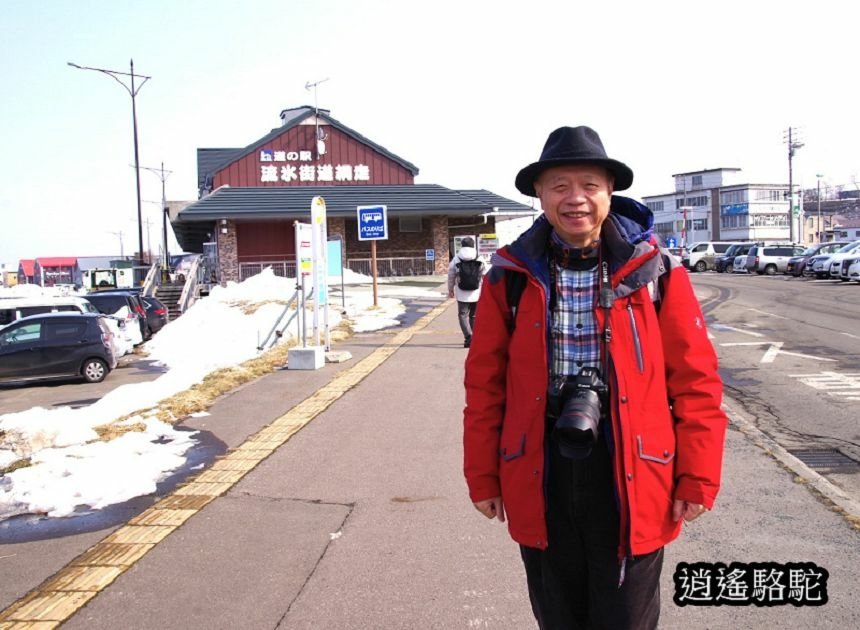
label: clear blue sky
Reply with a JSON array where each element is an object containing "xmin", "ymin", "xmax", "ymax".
[{"xmin": 1, "ymin": 0, "xmax": 856, "ymax": 266}]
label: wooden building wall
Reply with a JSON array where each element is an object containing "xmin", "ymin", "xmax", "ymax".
[{"xmin": 213, "ymin": 124, "xmax": 414, "ymax": 189}]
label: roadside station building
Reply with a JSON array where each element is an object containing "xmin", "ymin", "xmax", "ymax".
[{"xmin": 173, "ymin": 106, "xmax": 535, "ymax": 283}]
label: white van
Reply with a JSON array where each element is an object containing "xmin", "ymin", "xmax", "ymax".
[
  {"xmin": 0, "ymin": 296, "xmax": 100, "ymax": 329},
  {"xmin": 682, "ymin": 241, "xmax": 742, "ymax": 272}
]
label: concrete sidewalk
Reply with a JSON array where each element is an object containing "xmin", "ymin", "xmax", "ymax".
[{"xmin": 2, "ymin": 297, "xmax": 859, "ymax": 628}]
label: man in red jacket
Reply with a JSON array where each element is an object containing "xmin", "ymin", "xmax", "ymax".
[{"xmin": 463, "ymin": 126, "xmax": 727, "ymax": 629}]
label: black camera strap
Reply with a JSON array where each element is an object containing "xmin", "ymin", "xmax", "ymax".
[{"xmin": 598, "ymin": 254, "xmax": 614, "ymax": 379}]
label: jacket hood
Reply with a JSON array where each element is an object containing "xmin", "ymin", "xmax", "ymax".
[{"xmin": 457, "ymin": 246, "xmax": 478, "ymax": 261}]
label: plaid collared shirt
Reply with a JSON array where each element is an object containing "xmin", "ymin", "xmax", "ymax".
[{"xmin": 551, "ymin": 262, "xmax": 601, "ymax": 379}]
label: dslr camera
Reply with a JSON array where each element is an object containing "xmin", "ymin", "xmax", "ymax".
[{"xmin": 547, "ymin": 367, "xmax": 608, "ymax": 458}]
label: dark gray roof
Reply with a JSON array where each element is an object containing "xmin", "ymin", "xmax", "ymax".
[
  {"xmin": 197, "ymin": 148, "xmax": 243, "ymax": 190},
  {"xmin": 173, "ymin": 184, "xmax": 534, "ymax": 252},
  {"xmin": 197, "ymin": 107, "xmax": 420, "ymax": 194}
]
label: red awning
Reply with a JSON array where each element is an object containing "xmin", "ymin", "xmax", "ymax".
[
  {"xmin": 19, "ymin": 259, "xmax": 36, "ymax": 275},
  {"xmin": 35, "ymin": 257, "xmax": 78, "ymax": 267}
]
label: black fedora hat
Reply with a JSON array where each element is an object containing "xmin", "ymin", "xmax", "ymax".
[{"xmin": 515, "ymin": 126, "xmax": 633, "ymax": 197}]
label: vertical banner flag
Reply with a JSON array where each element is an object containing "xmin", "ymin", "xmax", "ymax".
[{"xmin": 310, "ymin": 196, "xmax": 329, "ymax": 346}]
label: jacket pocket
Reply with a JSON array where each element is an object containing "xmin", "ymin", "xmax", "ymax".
[
  {"xmin": 636, "ymin": 435, "xmax": 674, "ymax": 464},
  {"xmin": 500, "ymin": 433, "xmax": 526, "ymax": 461}
]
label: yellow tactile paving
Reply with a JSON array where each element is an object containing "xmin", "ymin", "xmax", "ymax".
[
  {"xmin": 102, "ymin": 525, "xmax": 176, "ymax": 545},
  {"xmin": 193, "ymin": 469, "xmax": 249, "ymax": 484},
  {"xmin": 0, "ymin": 298, "xmax": 453, "ymax": 626},
  {"xmin": 0, "ymin": 620, "xmax": 60, "ymax": 629},
  {"xmin": 72, "ymin": 543, "xmax": 154, "ymax": 567},
  {"xmin": 127, "ymin": 508, "xmax": 198, "ymax": 527},
  {"xmin": 152, "ymin": 494, "xmax": 215, "ymax": 511},
  {"xmin": 41, "ymin": 566, "xmax": 124, "ymax": 592},
  {"xmin": 172, "ymin": 481, "xmax": 233, "ymax": 496},
  {"xmin": 0, "ymin": 592, "xmax": 96, "ymax": 622}
]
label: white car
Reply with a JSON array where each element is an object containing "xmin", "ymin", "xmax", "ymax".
[
  {"xmin": 847, "ymin": 258, "xmax": 860, "ymax": 283},
  {"xmin": 809, "ymin": 241, "xmax": 860, "ymax": 279},
  {"xmin": 825, "ymin": 241, "xmax": 860, "ymax": 280},
  {"xmin": 732, "ymin": 254, "xmax": 749, "ymax": 273}
]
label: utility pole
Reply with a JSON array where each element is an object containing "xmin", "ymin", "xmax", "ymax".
[
  {"xmin": 784, "ymin": 126, "xmax": 804, "ymax": 243},
  {"xmin": 108, "ymin": 230, "xmax": 125, "ymax": 259},
  {"xmin": 305, "ymin": 78, "xmax": 329, "ymax": 159},
  {"xmin": 138, "ymin": 162, "xmax": 172, "ymax": 272}
]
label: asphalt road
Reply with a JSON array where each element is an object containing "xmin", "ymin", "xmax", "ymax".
[{"xmin": 689, "ymin": 271, "xmax": 860, "ymax": 502}]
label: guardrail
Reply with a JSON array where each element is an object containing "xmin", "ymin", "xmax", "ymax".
[
  {"xmin": 141, "ymin": 263, "xmax": 161, "ymax": 296},
  {"xmin": 239, "ymin": 261, "xmax": 297, "ymax": 282}
]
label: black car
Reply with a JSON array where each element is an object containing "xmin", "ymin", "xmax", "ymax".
[
  {"xmin": 85, "ymin": 291, "xmax": 149, "ymax": 341},
  {"xmin": 0, "ymin": 313, "xmax": 118, "ymax": 384},
  {"xmin": 715, "ymin": 243, "xmax": 754, "ymax": 273},
  {"xmin": 140, "ymin": 296, "xmax": 169, "ymax": 335}
]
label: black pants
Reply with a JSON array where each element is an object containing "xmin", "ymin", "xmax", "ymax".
[
  {"xmin": 457, "ymin": 301, "xmax": 477, "ymax": 339},
  {"xmin": 519, "ymin": 439, "xmax": 663, "ymax": 630}
]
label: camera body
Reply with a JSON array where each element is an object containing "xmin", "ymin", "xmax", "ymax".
[{"xmin": 547, "ymin": 367, "xmax": 608, "ymax": 457}]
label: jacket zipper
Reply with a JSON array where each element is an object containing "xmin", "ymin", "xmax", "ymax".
[{"xmin": 627, "ymin": 301, "xmax": 645, "ymax": 373}]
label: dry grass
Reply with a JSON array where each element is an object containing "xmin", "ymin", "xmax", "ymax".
[{"xmin": 0, "ymin": 457, "xmax": 31, "ymax": 475}]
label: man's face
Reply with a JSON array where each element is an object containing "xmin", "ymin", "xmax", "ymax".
[{"xmin": 535, "ymin": 164, "xmax": 613, "ymax": 247}]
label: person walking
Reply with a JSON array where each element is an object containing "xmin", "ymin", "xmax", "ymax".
[
  {"xmin": 448, "ymin": 237, "xmax": 487, "ymax": 348},
  {"xmin": 462, "ymin": 126, "xmax": 727, "ymax": 629}
]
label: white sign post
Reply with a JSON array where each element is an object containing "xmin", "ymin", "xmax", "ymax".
[{"xmin": 311, "ymin": 196, "xmax": 329, "ymax": 348}]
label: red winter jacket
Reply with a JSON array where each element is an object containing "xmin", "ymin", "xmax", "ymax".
[{"xmin": 463, "ymin": 198, "xmax": 727, "ymax": 558}]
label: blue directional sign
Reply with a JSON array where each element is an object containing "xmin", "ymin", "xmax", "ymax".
[
  {"xmin": 425, "ymin": 249, "xmax": 435, "ymax": 261},
  {"xmin": 666, "ymin": 237, "xmax": 677, "ymax": 248},
  {"xmin": 357, "ymin": 205, "xmax": 388, "ymax": 241}
]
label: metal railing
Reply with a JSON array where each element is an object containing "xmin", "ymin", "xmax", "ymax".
[
  {"xmin": 257, "ymin": 287, "xmax": 301, "ymax": 351},
  {"xmin": 238, "ymin": 256, "xmax": 437, "ymax": 283},
  {"xmin": 239, "ymin": 261, "xmax": 297, "ymax": 282},
  {"xmin": 177, "ymin": 255, "xmax": 203, "ymax": 314},
  {"xmin": 346, "ymin": 257, "xmax": 436, "ymax": 277},
  {"xmin": 140, "ymin": 263, "xmax": 161, "ymax": 296}
]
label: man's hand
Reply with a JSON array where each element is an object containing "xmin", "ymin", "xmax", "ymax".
[
  {"xmin": 473, "ymin": 497, "xmax": 506, "ymax": 522},
  {"xmin": 672, "ymin": 499, "xmax": 708, "ymax": 522},
  {"xmin": 448, "ymin": 291, "xmax": 455, "ymax": 299}
]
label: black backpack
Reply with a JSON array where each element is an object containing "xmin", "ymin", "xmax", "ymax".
[{"xmin": 456, "ymin": 259, "xmax": 483, "ymax": 290}]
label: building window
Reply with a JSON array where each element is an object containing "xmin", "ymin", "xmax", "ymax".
[
  {"xmin": 721, "ymin": 190, "xmax": 747, "ymax": 205},
  {"xmin": 648, "ymin": 201, "xmax": 664, "ymax": 213},
  {"xmin": 676, "ymin": 195, "xmax": 708, "ymax": 208},
  {"xmin": 692, "ymin": 175, "xmax": 702, "ymax": 187},
  {"xmin": 692, "ymin": 219, "xmax": 708, "ymax": 230},
  {"xmin": 399, "ymin": 216, "xmax": 423, "ymax": 232}
]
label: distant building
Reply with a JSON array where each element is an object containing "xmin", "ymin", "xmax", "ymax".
[
  {"xmin": 0, "ymin": 263, "xmax": 17, "ymax": 288},
  {"xmin": 17, "ymin": 259, "xmax": 36, "ymax": 285},
  {"xmin": 34, "ymin": 257, "xmax": 78, "ymax": 286},
  {"xmin": 643, "ymin": 168, "xmax": 793, "ymax": 246}
]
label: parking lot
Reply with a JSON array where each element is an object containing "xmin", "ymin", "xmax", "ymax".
[{"xmin": 0, "ymin": 354, "xmax": 167, "ymax": 416}]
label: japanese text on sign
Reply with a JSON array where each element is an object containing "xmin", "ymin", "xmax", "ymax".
[{"xmin": 259, "ymin": 150, "xmax": 370, "ymax": 183}]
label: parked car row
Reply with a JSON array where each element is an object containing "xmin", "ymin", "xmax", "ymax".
[{"xmin": 0, "ymin": 290, "xmax": 171, "ymax": 386}]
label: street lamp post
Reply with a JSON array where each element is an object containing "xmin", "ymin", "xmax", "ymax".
[
  {"xmin": 68, "ymin": 60, "xmax": 150, "ymax": 271},
  {"xmin": 816, "ymin": 173, "xmax": 824, "ymax": 243}
]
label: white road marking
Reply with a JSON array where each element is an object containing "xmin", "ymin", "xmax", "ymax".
[
  {"xmin": 789, "ymin": 371, "xmax": 860, "ymax": 401},
  {"xmin": 746, "ymin": 307, "xmax": 791, "ymax": 320},
  {"xmin": 841, "ymin": 332, "xmax": 860, "ymax": 340},
  {"xmin": 721, "ymin": 342, "xmax": 836, "ymax": 363},
  {"xmin": 709, "ymin": 323, "xmax": 765, "ymax": 338}
]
